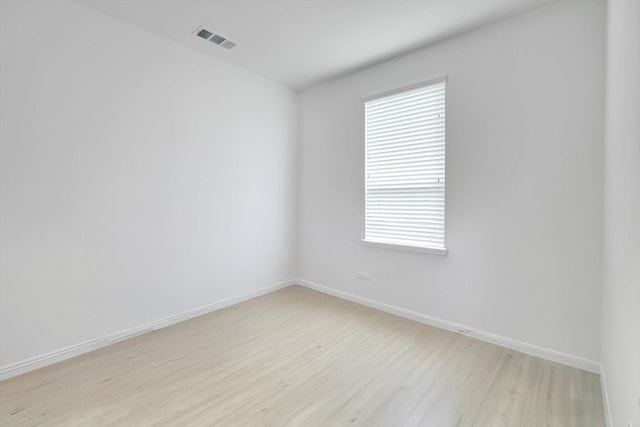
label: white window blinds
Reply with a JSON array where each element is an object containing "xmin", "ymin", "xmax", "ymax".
[{"xmin": 364, "ymin": 79, "xmax": 446, "ymax": 251}]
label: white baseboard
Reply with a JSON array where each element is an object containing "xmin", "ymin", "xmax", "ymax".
[
  {"xmin": 3, "ymin": 277, "xmax": 601, "ymax": 383},
  {"xmin": 0, "ymin": 278, "xmax": 296, "ymax": 381},
  {"xmin": 600, "ymin": 363, "xmax": 613, "ymax": 427},
  {"xmin": 294, "ymin": 278, "xmax": 600, "ymax": 374}
]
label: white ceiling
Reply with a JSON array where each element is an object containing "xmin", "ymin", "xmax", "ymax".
[{"xmin": 78, "ymin": 0, "xmax": 551, "ymax": 89}]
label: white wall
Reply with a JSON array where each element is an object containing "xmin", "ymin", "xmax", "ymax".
[
  {"xmin": 602, "ymin": 1, "xmax": 640, "ymax": 425},
  {"xmin": 298, "ymin": 0, "xmax": 605, "ymax": 361},
  {"xmin": 0, "ymin": 0, "xmax": 297, "ymax": 369}
]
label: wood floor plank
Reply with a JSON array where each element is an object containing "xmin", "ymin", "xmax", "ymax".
[{"xmin": 0, "ymin": 285, "xmax": 605, "ymax": 426}]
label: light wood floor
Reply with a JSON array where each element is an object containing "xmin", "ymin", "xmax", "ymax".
[{"xmin": 0, "ymin": 285, "xmax": 605, "ymax": 426}]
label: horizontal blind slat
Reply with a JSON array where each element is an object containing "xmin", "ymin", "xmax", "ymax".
[
  {"xmin": 366, "ymin": 131, "xmax": 445, "ymax": 147},
  {"xmin": 366, "ymin": 228, "xmax": 445, "ymax": 240},
  {"xmin": 367, "ymin": 133, "xmax": 444, "ymax": 148},
  {"xmin": 367, "ymin": 88, "xmax": 445, "ymax": 111},
  {"xmin": 366, "ymin": 110, "xmax": 445, "ymax": 130},
  {"xmin": 366, "ymin": 107, "xmax": 445, "ymax": 129},
  {"xmin": 367, "ymin": 161, "xmax": 445, "ymax": 172},
  {"xmin": 366, "ymin": 121, "xmax": 445, "ymax": 139},
  {"xmin": 368, "ymin": 149, "xmax": 444, "ymax": 163}
]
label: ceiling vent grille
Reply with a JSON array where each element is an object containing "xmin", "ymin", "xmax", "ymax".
[
  {"xmin": 194, "ymin": 27, "xmax": 236, "ymax": 50},
  {"xmin": 196, "ymin": 29, "xmax": 213, "ymax": 40},
  {"xmin": 220, "ymin": 40, "xmax": 236, "ymax": 50}
]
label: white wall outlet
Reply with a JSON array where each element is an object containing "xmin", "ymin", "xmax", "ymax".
[
  {"xmin": 357, "ymin": 272, "xmax": 370, "ymax": 280},
  {"xmin": 628, "ymin": 420, "xmax": 632, "ymax": 427}
]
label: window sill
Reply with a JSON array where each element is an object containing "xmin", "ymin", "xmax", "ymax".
[{"xmin": 361, "ymin": 239, "xmax": 448, "ymax": 256}]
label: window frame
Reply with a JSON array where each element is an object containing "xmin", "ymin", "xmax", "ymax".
[{"xmin": 361, "ymin": 76, "xmax": 448, "ymax": 256}]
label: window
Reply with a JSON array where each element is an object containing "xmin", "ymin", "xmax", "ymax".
[{"xmin": 363, "ymin": 78, "xmax": 447, "ymax": 255}]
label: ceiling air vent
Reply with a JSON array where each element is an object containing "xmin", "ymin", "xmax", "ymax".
[
  {"xmin": 193, "ymin": 27, "xmax": 236, "ymax": 50},
  {"xmin": 209, "ymin": 34, "xmax": 225, "ymax": 45},
  {"xmin": 220, "ymin": 40, "xmax": 236, "ymax": 50},
  {"xmin": 196, "ymin": 29, "xmax": 213, "ymax": 40}
]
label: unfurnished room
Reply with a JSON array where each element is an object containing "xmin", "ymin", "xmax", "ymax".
[{"xmin": 0, "ymin": 0, "xmax": 638, "ymax": 426}]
